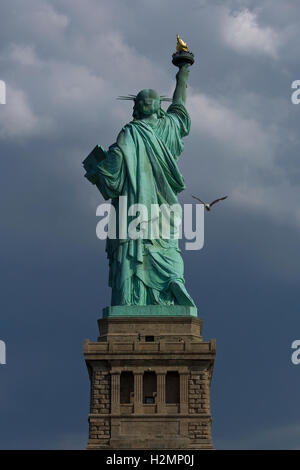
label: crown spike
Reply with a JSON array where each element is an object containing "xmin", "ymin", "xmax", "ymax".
[
  {"xmin": 117, "ymin": 94, "xmax": 172, "ymax": 102},
  {"xmin": 117, "ymin": 96, "xmax": 136, "ymax": 101}
]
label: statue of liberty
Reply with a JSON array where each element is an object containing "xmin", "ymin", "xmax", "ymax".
[{"xmin": 83, "ymin": 38, "xmax": 196, "ymax": 308}]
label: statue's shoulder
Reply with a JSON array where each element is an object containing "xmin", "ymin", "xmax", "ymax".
[
  {"xmin": 167, "ymin": 102, "xmax": 189, "ymax": 115},
  {"xmin": 114, "ymin": 121, "xmax": 138, "ymax": 145},
  {"xmin": 119, "ymin": 121, "xmax": 139, "ymax": 133}
]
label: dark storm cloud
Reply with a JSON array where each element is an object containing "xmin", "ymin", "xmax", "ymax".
[{"xmin": 0, "ymin": 0, "xmax": 299, "ymax": 449}]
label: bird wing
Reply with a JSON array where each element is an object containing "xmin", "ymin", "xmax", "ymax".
[
  {"xmin": 192, "ymin": 195, "xmax": 206, "ymax": 205},
  {"xmin": 209, "ymin": 196, "xmax": 228, "ymax": 207}
]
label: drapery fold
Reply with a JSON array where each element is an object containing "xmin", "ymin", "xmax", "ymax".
[{"xmin": 95, "ymin": 103, "xmax": 195, "ymax": 306}]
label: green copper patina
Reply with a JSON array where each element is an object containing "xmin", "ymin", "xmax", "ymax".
[
  {"xmin": 103, "ymin": 305, "xmax": 197, "ymax": 318},
  {"xmin": 84, "ymin": 62, "xmax": 196, "ymax": 310}
]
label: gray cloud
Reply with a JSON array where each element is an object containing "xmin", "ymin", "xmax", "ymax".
[{"xmin": 0, "ymin": 0, "xmax": 300, "ymax": 449}]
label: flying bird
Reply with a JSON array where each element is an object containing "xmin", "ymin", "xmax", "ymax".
[{"xmin": 192, "ymin": 195, "xmax": 228, "ymax": 211}]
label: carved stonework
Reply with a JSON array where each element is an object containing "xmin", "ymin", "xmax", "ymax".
[{"xmin": 84, "ymin": 314, "xmax": 215, "ymax": 450}]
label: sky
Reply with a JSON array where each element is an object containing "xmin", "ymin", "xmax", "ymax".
[{"xmin": 0, "ymin": 0, "xmax": 300, "ymax": 449}]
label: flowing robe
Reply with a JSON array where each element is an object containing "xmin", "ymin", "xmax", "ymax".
[{"xmin": 95, "ymin": 103, "xmax": 195, "ymax": 306}]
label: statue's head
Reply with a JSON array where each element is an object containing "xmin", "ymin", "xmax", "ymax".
[{"xmin": 133, "ymin": 89, "xmax": 161, "ymax": 119}]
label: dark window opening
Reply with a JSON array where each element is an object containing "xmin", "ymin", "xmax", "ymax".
[
  {"xmin": 120, "ymin": 371, "xmax": 134, "ymax": 404},
  {"xmin": 145, "ymin": 336, "xmax": 155, "ymax": 342},
  {"xmin": 143, "ymin": 371, "xmax": 157, "ymax": 403},
  {"xmin": 145, "ymin": 396, "xmax": 155, "ymax": 404},
  {"xmin": 166, "ymin": 371, "xmax": 180, "ymax": 404}
]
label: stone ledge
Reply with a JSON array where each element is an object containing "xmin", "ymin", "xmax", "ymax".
[
  {"xmin": 103, "ymin": 305, "xmax": 197, "ymax": 318},
  {"xmin": 108, "ymin": 437, "xmax": 190, "ymax": 449},
  {"xmin": 88, "ymin": 413, "xmax": 212, "ymax": 419},
  {"xmin": 84, "ymin": 340, "xmax": 215, "ymax": 355}
]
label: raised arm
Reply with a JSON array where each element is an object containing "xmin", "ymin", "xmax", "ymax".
[{"xmin": 172, "ymin": 64, "xmax": 190, "ymax": 106}]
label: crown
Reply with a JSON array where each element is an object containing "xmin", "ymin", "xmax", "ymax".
[{"xmin": 117, "ymin": 95, "xmax": 172, "ymax": 102}]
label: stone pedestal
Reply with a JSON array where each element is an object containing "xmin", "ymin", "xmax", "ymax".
[{"xmin": 84, "ymin": 307, "xmax": 216, "ymax": 449}]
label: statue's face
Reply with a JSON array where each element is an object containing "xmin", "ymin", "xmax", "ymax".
[{"xmin": 134, "ymin": 89, "xmax": 160, "ymax": 118}]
